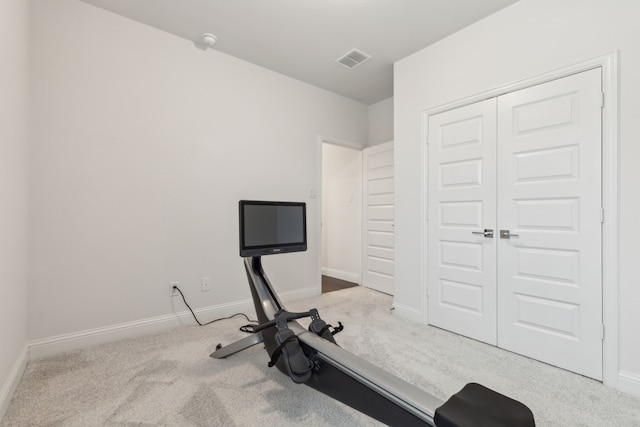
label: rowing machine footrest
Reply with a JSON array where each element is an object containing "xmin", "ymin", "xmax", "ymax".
[
  {"xmin": 269, "ymin": 328, "xmax": 312, "ymax": 384},
  {"xmin": 308, "ymin": 309, "xmax": 337, "ymax": 344},
  {"xmin": 434, "ymin": 383, "xmax": 535, "ymax": 427}
]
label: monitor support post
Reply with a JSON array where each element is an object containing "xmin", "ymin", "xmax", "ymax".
[{"xmin": 210, "ymin": 256, "xmax": 535, "ymax": 427}]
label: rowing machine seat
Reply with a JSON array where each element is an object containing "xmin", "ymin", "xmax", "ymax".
[{"xmin": 434, "ymin": 382, "xmax": 535, "ymax": 427}]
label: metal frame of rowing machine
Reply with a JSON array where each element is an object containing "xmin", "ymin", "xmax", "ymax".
[{"xmin": 210, "ymin": 256, "xmax": 443, "ymax": 426}]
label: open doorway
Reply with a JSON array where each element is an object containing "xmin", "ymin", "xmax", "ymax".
[{"xmin": 320, "ymin": 142, "xmax": 362, "ymax": 293}]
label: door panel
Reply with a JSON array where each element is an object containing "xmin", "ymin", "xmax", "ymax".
[
  {"xmin": 428, "ymin": 99, "xmax": 498, "ymax": 345},
  {"xmin": 363, "ymin": 142, "xmax": 395, "ymax": 295},
  {"xmin": 497, "ymin": 68, "xmax": 603, "ymax": 380}
]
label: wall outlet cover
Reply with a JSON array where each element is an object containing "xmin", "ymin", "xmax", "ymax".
[{"xmin": 169, "ymin": 281, "xmax": 179, "ymax": 297}]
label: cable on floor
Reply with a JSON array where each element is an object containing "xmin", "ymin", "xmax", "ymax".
[{"xmin": 173, "ymin": 285, "xmax": 258, "ymax": 333}]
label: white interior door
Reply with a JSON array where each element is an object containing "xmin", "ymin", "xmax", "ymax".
[
  {"xmin": 362, "ymin": 141, "xmax": 394, "ymax": 295},
  {"xmin": 496, "ymin": 68, "xmax": 603, "ymax": 380},
  {"xmin": 427, "ymin": 99, "xmax": 498, "ymax": 344},
  {"xmin": 426, "ymin": 69, "xmax": 603, "ymax": 379}
]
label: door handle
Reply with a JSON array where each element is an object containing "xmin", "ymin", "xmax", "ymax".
[
  {"xmin": 499, "ymin": 229, "xmax": 519, "ymax": 239},
  {"xmin": 472, "ymin": 229, "xmax": 494, "ymax": 238}
]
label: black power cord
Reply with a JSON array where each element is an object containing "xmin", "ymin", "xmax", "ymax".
[{"xmin": 172, "ymin": 285, "xmax": 258, "ymax": 333}]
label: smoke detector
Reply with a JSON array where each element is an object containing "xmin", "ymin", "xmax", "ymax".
[
  {"xmin": 336, "ymin": 49, "xmax": 371, "ymax": 69},
  {"xmin": 200, "ymin": 33, "xmax": 217, "ymax": 48}
]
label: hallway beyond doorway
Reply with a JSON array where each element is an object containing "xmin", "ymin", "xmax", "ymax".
[{"xmin": 322, "ymin": 275, "xmax": 358, "ymax": 293}]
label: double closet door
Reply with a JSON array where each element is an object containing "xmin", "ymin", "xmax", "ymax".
[{"xmin": 427, "ymin": 68, "xmax": 603, "ymax": 380}]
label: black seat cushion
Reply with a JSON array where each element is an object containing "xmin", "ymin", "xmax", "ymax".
[{"xmin": 434, "ymin": 383, "xmax": 535, "ymax": 427}]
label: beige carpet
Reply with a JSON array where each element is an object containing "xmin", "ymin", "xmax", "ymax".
[{"xmin": 3, "ymin": 286, "xmax": 640, "ymax": 426}]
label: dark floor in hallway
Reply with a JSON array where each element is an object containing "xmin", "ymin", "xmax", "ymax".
[{"xmin": 321, "ymin": 275, "xmax": 358, "ymax": 293}]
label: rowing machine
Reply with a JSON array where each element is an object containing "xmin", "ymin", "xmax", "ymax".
[{"xmin": 211, "ymin": 256, "xmax": 535, "ymax": 427}]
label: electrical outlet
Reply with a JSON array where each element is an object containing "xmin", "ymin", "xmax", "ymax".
[
  {"xmin": 169, "ymin": 281, "xmax": 179, "ymax": 297},
  {"xmin": 201, "ymin": 277, "xmax": 211, "ymax": 292}
]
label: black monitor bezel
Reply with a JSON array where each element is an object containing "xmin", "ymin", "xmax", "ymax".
[{"xmin": 239, "ymin": 200, "xmax": 307, "ymax": 257}]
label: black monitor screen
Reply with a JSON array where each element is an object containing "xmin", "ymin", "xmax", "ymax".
[{"xmin": 239, "ymin": 200, "xmax": 307, "ymax": 257}]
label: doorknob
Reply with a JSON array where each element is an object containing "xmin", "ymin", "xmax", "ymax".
[
  {"xmin": 499, "ymin": 229, "xmax": 519, "ymax": 239},
  {"xmin": 471, "ymin": 229, "xmax": 494, "ymax": 238}
]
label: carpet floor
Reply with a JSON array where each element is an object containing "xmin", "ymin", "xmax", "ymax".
[{"xmin": 3, "ymin": 286, "xmax": 640, "ymax": 426}]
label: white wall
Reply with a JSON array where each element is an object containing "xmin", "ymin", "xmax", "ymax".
[
  {"xmin": 394, "ymin": 0, "xmax": 640, "ymax": 395},
  {"xmin": 0, "ymin": 0, "xmax": 30, "ymax": 417},
  {"xmin": 28, "ymin": 0, "xmax": 368, "ymax": 343},
  {"xmin": 321, "ymin": 144, "xmax": 362, "ymax": 283},
  {"xmin": 368, "ymin": 97, "xmax": 394, "ymax": 146}
]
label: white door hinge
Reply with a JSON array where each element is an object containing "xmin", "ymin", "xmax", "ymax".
[
  {"xmin": 601, "ymin": 92, "xmax": 605, "ymax": 108},
  {"xmin": 601, "ymin": 208, "xmax": 605, "ymax": 223},
  {"xmin": 601, "ymin": 324, "xmax": 605, "ymax": 340}
]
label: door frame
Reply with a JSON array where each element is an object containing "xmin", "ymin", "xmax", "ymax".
[
  {"xmin": 422, "ymin": 52, "xmax": 619, "ymax": 387},
  {"xmin": 316, "ymin": 135, "xmax": 365, "ymax": 294}
]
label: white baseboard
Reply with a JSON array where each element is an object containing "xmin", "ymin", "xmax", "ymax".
[
  {"xmin": 321, "ymin": 267, "xmax": 360, "ymax": 284},
  {"xmin": 28, "ymin": 287, "xmax": 318, "ymax": 359},
  {"xmin": 0, "ymin": 345, "xmax": 28, "ymax": 422},
  {"xmin": 390, "ymin": 302, "xmax": 424, "ymax": 323},
  {"xmin": 618, "ymin": 370, "xmax": 640, "ymax": 398}
]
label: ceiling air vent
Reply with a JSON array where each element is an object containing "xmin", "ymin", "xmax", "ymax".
[{"xmin": 336, "ymin": 48, "xmax": 371, "ymax": 69}]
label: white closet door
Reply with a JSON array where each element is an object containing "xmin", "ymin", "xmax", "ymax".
[
  {"xmin": 427, "ymin": 99, "xmax": 498, "ymax": 345},
  {"xmin": 362, "ymin": 141, "xmax": 395, "ymax": 295},
  {"xmin": 496, "ymin": 68, "xmax": 603, "ymax": 380}
]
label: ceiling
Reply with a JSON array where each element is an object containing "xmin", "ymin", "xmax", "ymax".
[{"xmin": 80, "ymin": 0, "xmax": 518, "ymax": 105}]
